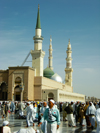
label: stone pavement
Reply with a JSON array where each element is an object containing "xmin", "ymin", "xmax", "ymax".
[{"xmin": 0, "ymin": 113, "xmax": 97, "ymax": 133}]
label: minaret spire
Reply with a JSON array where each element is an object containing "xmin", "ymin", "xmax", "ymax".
[
  {"xmin": 65, "ymin": 39, "xmax": 73, "ymax": 87},
  {"xmin": 48, "ymin": 36, "xmax": 53, "ymax": 70},
  {"xmin": 36, "ymin": 4, "xmax": 41, "ymax": 29},
  {"xmin": 33, "ymin": 5, "xmax": 43, "ymax": 50}
]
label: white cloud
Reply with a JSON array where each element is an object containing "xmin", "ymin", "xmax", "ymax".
[{"xmin": 82, "ymin": 68, "xmax": 95, "ymax": 73}]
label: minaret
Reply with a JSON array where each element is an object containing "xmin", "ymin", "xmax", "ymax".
[
  {"xmin": 48, "ymin": 36, "xmax": 53, "ymax": 70},
  {"xmin": 65, "ymin": 39, "xmax": 73, "ymax": 87},
  {"xmin": 31, "ymin": 5, "xmax": 45, "ymax": 76}
]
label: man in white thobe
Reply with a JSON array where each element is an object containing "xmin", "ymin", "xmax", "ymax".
[
  {"xmin": 86, "ymin": 102, "xmax": 96, "ymax": 130},
  {"xmin": 2, "ymin": 120, "xmax": 11, "ymax": 133},
  {"xmin": 95, "ymin": 102, "xmax": 100, "ymax": 133},
  {"xmin": 26, "ymin": 102, "xmax": 35, "ymax": 127},
  {"xmin": 18, "ymin": 102, "xmax": 25, "ymax": 117},
  {"xmin": 40, "ymin": 102, "xmax": 48, "ymax": 133}
]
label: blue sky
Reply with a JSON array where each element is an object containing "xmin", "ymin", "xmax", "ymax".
[{"xmin": 0, "ymin": 0, "xmax": 100, "ymax": 98}]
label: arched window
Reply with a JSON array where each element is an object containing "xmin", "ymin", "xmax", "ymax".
[
  {"xmin": 48, "ymin": 93, "xmax": 54, "ymax": 98},
  {"xmin": 15, "ymin": 77, "xmax": 21, "ymax": 83},
  {"xmin": 0, "ymin": 82, "xmax": 7, "ymax": 100}
]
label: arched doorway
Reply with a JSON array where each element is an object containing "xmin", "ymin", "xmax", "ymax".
[
  {"xmin": 0, "ymin": 82, "xmax": 8, "ymax": 100},
  {"xmin": 48, "ymin": 92, "xmax": 54, "ymax": 101},
  {"xmin": 14, "ymin": 85, "xmax": 21, "ymax": 101},
  {"xmin": 14, "ymin": 77, "xmax": 22, "ymax": 101}
]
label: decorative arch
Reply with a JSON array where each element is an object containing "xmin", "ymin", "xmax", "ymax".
[
  {"xmin": 0, "ymin": 81, "xmax": 8, "ymax": 100},
  {"xmin": 14, "ymin": 76, "xmax": 23, "ymax": 101},
  {"xmin": 15, "ymin": 77, "xmax": 22, "ymax": 84},
  {"xmin": 48, "ymin": 92, "xmax": 54, "ymax": 97},
  {"xmin": 48, "ymin": 92, "xmax": 54, "ymax": 101},
  {"xmin": 0, "ymin": 81, "xmax": 8, "ymax": 87},
  {"xmin": 14, "ymin": 85, "xmax": 21, "ymax": 101}
]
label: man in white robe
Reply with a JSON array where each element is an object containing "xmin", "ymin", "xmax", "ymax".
[
  {"xmin": 2, "ymin": 120, "xmax": 11, "ymax": 133},
  {"xmin": 18, "ymin": 102, "xmax": 25, "ymax": 117},
  {"xmin": 30, "ymin": 102, "xmax": 36, "ymax": 123},
  {"xmin": 86, "ymin": 102, "xmax": 96, "ymax": 130},
  {"xmin": 40, "ymin": 102, "xmax": 48, "ymax": 133},
  {"xmin": 26, "ymin": 102, "xmax": 35, "ymax": 127},
  {"xmin": 95, "ymin": 102, "xmax": 100, "ymax": 133}
]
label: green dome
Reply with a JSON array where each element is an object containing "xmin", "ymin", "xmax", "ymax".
[{"xmin": 43, "ymin": 67, "xmax": 54, "ymax": 78}]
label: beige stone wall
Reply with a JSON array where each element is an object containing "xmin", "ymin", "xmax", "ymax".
[
  {"xmin": 42, "ymin": 89, "xmax": 58, "ymax": 101},
  {"xmin": 34, "ymin": 76, "xmax": 73, "ymax": 101},
  {"xmin": 0, "ymin": 67, "xmax": 35, "ymax": 101},
  {"xmin": 58, "ymin": 90, "xmax": 85, "ymax": 102},
  {"xmin": 23, "ymin": 68, "xmax": 28, "ymax": 100},
  {"xmin": 42, "ymin": 89, "xmax": 85, "ymax": 102},
  {"xmin": 0, "ymin": 70, "xmax": 9, "ymax": 100},
  {"xmin": 27, "ymin": 68, "xmax": 35, "ymax": 101},
  {"xmin": 34, "ymin": 77, "xmax": 42, "ymax": 101},
  {"xmin": 0, "ymin": 70, "xmax": 8, "ymax": 84},
  {"xmin": 7, "ymin": 66, "xmax": 35, "ymax": 101},
  {"xmin": 8, "ymin": 69, "xmax": 14, "ymax": 100}
]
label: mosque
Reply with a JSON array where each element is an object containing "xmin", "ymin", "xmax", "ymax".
[{"xmin": 0, "ymin": 6, "xmax": 85, "ymax": 102}]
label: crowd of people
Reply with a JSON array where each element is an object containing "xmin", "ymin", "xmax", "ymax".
[{"xmin": 0, "ymin": 100, "xmax": 100, "ymax": 133}]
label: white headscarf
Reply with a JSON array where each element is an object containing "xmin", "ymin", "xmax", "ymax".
[{"xmin": 86, "ymin": 102, "xmax": 96, "ymax": 115}]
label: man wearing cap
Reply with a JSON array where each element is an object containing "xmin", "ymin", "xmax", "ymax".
[
  {"xmin": 2, "ymin": 120, "xmax": 11, "ymax": 133},
  {"xmin": 38, "ymin": 99, "xmax": 60, "ymax": 133}
]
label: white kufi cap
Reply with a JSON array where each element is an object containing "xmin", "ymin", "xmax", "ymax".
[
  {"xmin": 3, "ymin": 121, "xmax": 9, "ymax": 126},
  {"xmin": 50, "ymin": 99, "xmax": 55, "ymax": 104}
]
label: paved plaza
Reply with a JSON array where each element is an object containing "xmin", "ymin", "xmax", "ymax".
[{"xmin": 0, "ymin": 113, "xmax": 97, "ymax": 133}]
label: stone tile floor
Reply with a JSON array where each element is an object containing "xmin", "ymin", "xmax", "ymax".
[{"xmin": 0, "ymin": 114, "xmax": 97, "ymax": 133}]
